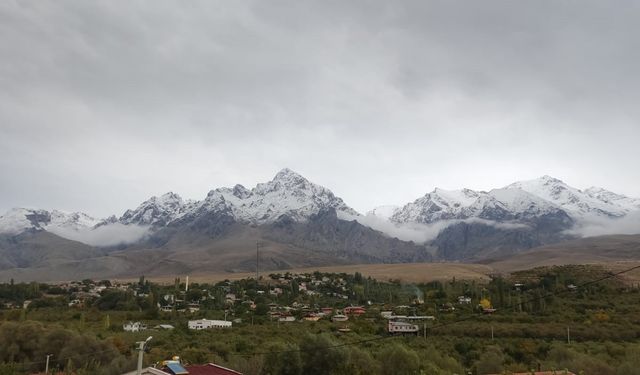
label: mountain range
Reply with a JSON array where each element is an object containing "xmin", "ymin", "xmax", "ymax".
[{"xmin": 1, "ymin": 169, "xmax": 639, "ymax": 281}]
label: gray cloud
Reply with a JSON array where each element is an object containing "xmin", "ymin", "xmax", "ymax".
[{"xmin": 1, "ymin": 1, "xmax": 639, "ymax": 218}]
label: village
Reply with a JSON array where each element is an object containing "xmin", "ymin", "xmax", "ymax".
[{"xmin": 1, "ymin": 271, "xmax": 498, "ymax": 336}]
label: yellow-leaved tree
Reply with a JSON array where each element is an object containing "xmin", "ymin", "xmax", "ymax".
[{"xmin": 479, "ymin": 298, "xmax": 492, "ymax": 309}]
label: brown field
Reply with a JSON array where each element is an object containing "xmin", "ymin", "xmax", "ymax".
[{"xmin": 133, "ymin": 262, "xmax": 494, "ymax": 285}]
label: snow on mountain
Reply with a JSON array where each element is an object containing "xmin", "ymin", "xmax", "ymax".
[
  {"xmin": 196, "ymin": 168, "xmax": 359, "ymax": 224},
  {"xmin": 119, "ymin": 192, "xmax": 190, "ymax": 226},
  {"xmin": 583, "ymin": 187, "xmax": 640, "ymax": 211},
  {"xmin": 0, "ymin": 208, "xmax": 99, "ymax": 236},
  {"xmin": 0, "ymin": 208, "xmax": 48, "ymax": 235},
  {"xmin": 47, "ymin": 210, "xmax": 100, "ymax": 231},
  {"xmin": 506, "ymin": 176, "xmax": 633, "ymax": 218},
  {"xmin": 391, "ymin": 188, "xmax": 482, "ymax": 224},
  {"xmin": 366, "ymin": 205, "xmax": 401, "ymax": 220},
  {"xmin": 473, "ymin": 188, "xmax": 567, "ymax": 221},
  {"xmin": 390, "ymin": 186, "xmax": 568, "ymax": 225},
  {"xmin": 383, "ymin": 175, "xmax": 640, "ymax": 244}
]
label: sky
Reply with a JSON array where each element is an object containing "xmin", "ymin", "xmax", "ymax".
[{"xmin": 1, "ymin": 1, "xmax": 639, "ymax": 218}]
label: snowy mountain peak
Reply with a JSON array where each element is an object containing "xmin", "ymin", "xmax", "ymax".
[
  {"xmin": 232, "ymin": 184, "xmax": 251, "ymax": 199},
  {"xmin": 119, "ymin": 192, "xmax": 186, "ymax": 226},
  {"xmin": 195, "ymin": 169, "xmax": 359, "ymax": 225},
  {"xmin": 0, "ymin": 208, "xmax": 48, "ymax": 235},
  {"xmin": 48, "ymin": 210, "xmax": 99, "ymax": 230},
  {"xmin": 258, "ymin": 168, "xmax": 310, "ymax": 192},
  {"xmin": 366, "ymin": 205, "xmax": 401, "ymax": 220},
  {"xmin": 274, "ymin": 167, "xmax": 302, "ymax": 180},
  {"xmin": 0, "ymin": 208, "xmax": 99, "ymax": 236},
  {"xmin": 506, "ymin": 177, "xmax": 632, "ymax": 218},
  {"xmin": 538, "ymin": 175, "xmax": 564, "ymax": 184}
]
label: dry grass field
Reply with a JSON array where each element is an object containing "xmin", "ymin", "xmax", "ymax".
[{"xmin": 136, "ymin": 262, "xmax": 494, "ymax": 284}]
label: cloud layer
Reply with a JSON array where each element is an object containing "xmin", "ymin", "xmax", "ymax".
[
  {"xmin": 340, "ymin": 212, "xmax": 531, "ymax": 243},
  {"xmin": 566, "ymin": 212, "xmax": 640, "ymax": 238},
  {"xmin": 47, "ymin": 223, "xmax": 150, "ymax": 247}
]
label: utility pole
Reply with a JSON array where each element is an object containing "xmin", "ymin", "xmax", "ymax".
[
  {"xmin": 256, "ymin": 241, "xmax": 264, "ymax": 281},
  {"xmin": 567, "ymin": 327, "xmax": 571, "ymax": 344},
  {"xmin": 45, "ymin": 354, "xmax": 52, "ymax": 374},
  {"xmin": 136, "ymin": 336, "xmax": 153, "ymax": 375},
  {"xmin": 491, "ymin": 325, "xmax": 494, "ymax": 341},
  {"xmin": 423, "ymin": 323, "xmax": 427, "ymax": 340}
]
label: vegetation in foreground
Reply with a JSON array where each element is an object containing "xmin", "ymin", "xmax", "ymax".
[{"xmin": 1, "ymin": 265, "xmax": 640, "ymax": 374}]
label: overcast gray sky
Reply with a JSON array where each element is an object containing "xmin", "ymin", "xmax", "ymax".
[{"xmin": 1, "ymin": 0, "xmax": 639, "ymax": 218}]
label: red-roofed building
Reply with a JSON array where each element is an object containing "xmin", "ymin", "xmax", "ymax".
[
  {"xmin": 183, "ymin": 364, "xmax": 242, "ymax": 375},
  {"xmin": 122, "ymin": 363, "xmax": 242, "ymax": 375},
  {"xmin": 343, "ymin": 306, "xmax": 366, "ymax": 315}
]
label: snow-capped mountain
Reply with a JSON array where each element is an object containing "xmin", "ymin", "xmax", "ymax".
[
  {"xmin": 389, "ymin": 176, "xmax": 639, "ymax": 226},
  {"xmin": 506, "ymin": 176, "xmax": 637, "ymax": 219},
  {"xmin": 391, "ymin": 188, "xmax": 482, "ymax": 224},
  {"xmin": 0, "ymin": 208, "xmax": 99, "ymax": 236},
  {"xmin": 0, "ymin": 168, "xmax": 359, "ymax": 240},
  {"xmin": 151, "ymin": 168, "xmax": 359, "ymax": 226},
  {"xmin": 119, "ymin": 192, "xmax": 193, "ymax": 226},
  {"xmin": 467, "ymin": 188, "xmax": 571, "ymax": 223},
  {"xmin": 1, "ymin": 171, "xmax": 639, "ymax": 277}
]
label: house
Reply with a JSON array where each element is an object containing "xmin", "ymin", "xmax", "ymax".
[
  {"xmin": 155, "ymin": 324, "xmax": 175, "ymax": 330},
  {"xmin": 458, "ymin": 296, "xmax": 472, "ymax": 304},
  {"xmin": 123, "ymin": 321, "xmax": 147, "ymax": 332},
  {"xmin": 331, "ymin": 314, "xmax": 348, "ymax": 322},
  {"xmin": 121, "ymin": 363, "xmax": 243, "ymax": 375},
  {"xmin": 321, "ymin": 307, "xmax": 334, "ymax": 315},
  {"xmin": 343, "ymin": 306, "xmax": 366, "ymax": 315},
  {"xmin": 303, "ymin": 313, "xmax": 321, "ymax": 321},
  {"xmin": 121, "ymin": 367, "xmax": 169, "ymax": 375},
  {"xmin": 188, "ymin": 319, "xmax": 232, "ymax": 330},
  {"xmin": 278, "ymin": 315, "xmax": 296, "ymax": 322},
  {"xmin": 170, "ymin": 363, "xmax": 242, "ymax": 375}
]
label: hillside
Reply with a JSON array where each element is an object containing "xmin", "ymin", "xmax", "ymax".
[{"xmin": 485, "ymin": 234, "xmax": 640, "ymax": 272}]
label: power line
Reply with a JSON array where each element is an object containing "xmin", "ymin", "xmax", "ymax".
[
  {"xmin": 8, "ymin": 347, "xmax": 121, "ymax": 369},
  {"xmin": 229, "ymin": 263, "xmax": 640, "ymax": 357}
]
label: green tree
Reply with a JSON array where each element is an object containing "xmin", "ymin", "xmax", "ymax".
[
  {"xmin": 474, "ymin": 346, "xmax": 504, "ymax": 374},
  {"xmin": 300, "ymin": 334, "xmax": 348, "ymax": 375},
  {"xmin": 378, "ymin": 344, "xmax": 420, "ymax": 375},
  {"xmin": 263, "ymin": 342, "xmax": 302, "ymax": 375}
]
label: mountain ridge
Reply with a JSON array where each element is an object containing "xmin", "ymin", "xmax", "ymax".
[{"xmin": 0, "ymin": 171, "xmax": 638, "ymax": 274}]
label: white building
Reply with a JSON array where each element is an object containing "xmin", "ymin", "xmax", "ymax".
[
  {"xmin": 458, "ymin": 296, "xmax": 472, "ymax": 304},
  {"xmin": 188, "ymin": 319, "xmax": 232, "ymax": 330},
  {"xmin": 123, "ymin": 321, "xmax": 147, "ymax": 332}
]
